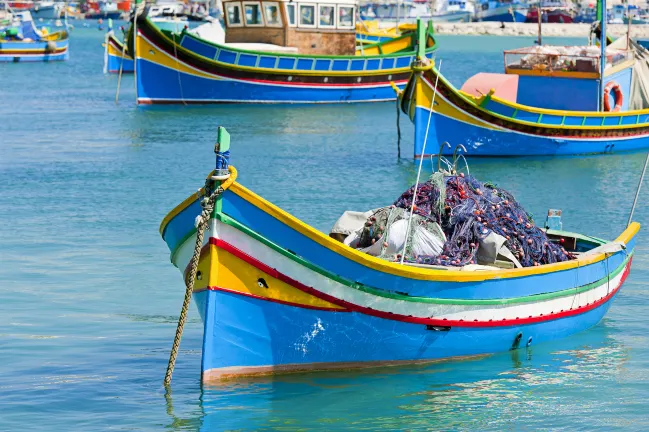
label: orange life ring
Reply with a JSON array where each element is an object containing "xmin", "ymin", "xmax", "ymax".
[{"xmin": 603, "ymin": 81, "xmax": 623, "ymax": 112}]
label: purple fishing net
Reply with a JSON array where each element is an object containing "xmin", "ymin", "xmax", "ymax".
[{"xmin": 393, "ymin": 174, "xmax": 576, "ymax": 267}]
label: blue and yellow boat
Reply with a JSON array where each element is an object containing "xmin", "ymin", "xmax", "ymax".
[
  {"xmin": 133, "ymin": 2, "xmax": 436, "ymax": 105},
  {"xmin": 355, "ymin": 21, "xmax": 416, "ymax": 45},
  {"xmin": 399, "ymin": 18, "xmax": 649, "ymax": 157},
  {"xmin": 0, "ymin": 12, "xmax": 68, "ymax": 62},
  {"xmin": 160, "ymin": 129, "xmax": 639, "ymax": 382},
  {"xmin": 104, "ymin": 30, "xmax": 133, "ymax": 73}
]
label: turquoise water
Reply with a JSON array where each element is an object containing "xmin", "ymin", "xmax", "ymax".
[{"xmin": 2, "ymin": 27, "xmax": 649, "ymax": 430}]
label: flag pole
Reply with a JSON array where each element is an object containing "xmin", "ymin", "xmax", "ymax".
[{"xmin": 599, "ymin": 0, "xmax": 606, "ymax": 111}]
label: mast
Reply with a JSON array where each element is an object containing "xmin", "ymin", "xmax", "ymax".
[
  {"xmin": 537, "ymin": 0, "xmax": 542, "ymax": 45},
  {"xmin": 598, "ymin": 0, "xmax": 606, "ymax": 111}
]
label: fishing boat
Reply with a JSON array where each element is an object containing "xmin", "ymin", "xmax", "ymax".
[
  {"xmin": 0, "ymin": 10, "xmax": 68, "ymax": 61},
  {"xmin": 355, "ymin": 20, "xmax": 416, "ymax": 45},
  {"xmin": 104, "ymin": 17, "xmax": 224, "ymax": 73},
  {"xmin": 359, "ymin": 0, "xmax": 473, "ymax": 23},
  {"xmin": 475, "ymin": 0, "xmax": 528, "ymax": 23},
  {"xmin": 104, "ymin": 29, "xmax": 133, "ymax": 72},
  {"xmin": 159, "ymin": 127, "xmax": 639, "ymax": 382},
  {"xmin": 399, "ymin": 15, "xmax": 649, "ymax": 157},
  {"xmin": 525, "ymin": 0, "xmax": 574, "ymax": 23},
  {"xmin": 132, "ymin": 2, "xmax": 436, "ymax": 104},
  {"xmin": 86, "ymin": 1, "xmax": 122, "ymax": 19},
  {"xmin": 31, "ymin": 1, "xmax": 64, "ymax": 19}
]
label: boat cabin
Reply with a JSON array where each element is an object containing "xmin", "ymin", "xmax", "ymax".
[
  {"xmin": 461, "ymin": 44, "xmax": 636, "ymax": 112},
  {"xmin": 221, "ymin": 0, "xmax": 357, "ymax": 54}
]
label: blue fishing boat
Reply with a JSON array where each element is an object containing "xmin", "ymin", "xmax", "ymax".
[
  {"xmin": 0, "ymin": 10, "xmax": 68, "ymax": 61},
  {"xmin": 133, "ymin": 3, "xmax": 436, "ymax": 104},
  {"xmin": 399, "ymin": 14, "xmax": 649, "ymax": 157},
  {"xmin": 475, "ymin": 0, "xmax": 528, "ymax": 22},
  {"xmin": 104, "ymin": 29, "xmax": 133, "ymax": 72},
  {"xmin": 160, "ymin": 127, "xmax": 639, "ymax": 382}
]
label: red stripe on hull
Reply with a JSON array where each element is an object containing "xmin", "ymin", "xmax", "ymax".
[{"xmin": 209, "ymin": 237, "xmax": 631, "ymax": 328}]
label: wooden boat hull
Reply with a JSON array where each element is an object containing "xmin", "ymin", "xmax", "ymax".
[
  {"xmin": 0, "ymin": 35, "xmax": 68, "ymax": 62},
  {"xmin": 104, "ymin": 32, "xmax": 133, "ymax": 73},
  {"xmin": 400, "ymin": 63, "xmax": 649, "ymax": 157},
  {"xmin": 134, "ymin": 16, "xmax": 436, "ymax": 105},
  {"xmin": 161, "ymin": 171, "xmax": 638, "ymax": 382}
]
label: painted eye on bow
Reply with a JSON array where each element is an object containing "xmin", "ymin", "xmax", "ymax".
[{"xmin": 257, "ymin": 278, "xmax": 268, "ymax": 289}]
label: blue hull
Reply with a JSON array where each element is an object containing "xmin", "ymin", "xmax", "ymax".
[
  {"xmin": 136, "ymin": 59, "xmax": 406, "ymax": 104},
  {"xmin": 0, "ymin": 39, "xmax": 69, "ymax": 62},
  {"xmin": 106, "ymin": 52, "xmax": 134, "ymax": 73},
  {"xmin": 195, "ymin": 287, "xmax": 618, "ymax": 376},
  {"xmin": 414, "ymin": 106, "xmax": 649, "ymax": 157},
  {"xmin": 479, "ymin": 10, "xmax": 527, "ymax": 22}
]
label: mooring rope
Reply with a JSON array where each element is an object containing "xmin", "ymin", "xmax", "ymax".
[
  {"xmin": 396, "ymin": 97, "xmax": 401, "ymax": 158},
  {"xmin": 163, "ymin": 167, "xmax": 237, "ymax": 386},
  {"xmin": 115, "ymin": 31, "xmax": 128, "ymax": 104},
  {"xmin": 399, "ymin": 59, "xmax": 442, "ymax": 264},
  {"xmin": 171, "ymin": 16, "xmax": 187, "ymax": 106}
]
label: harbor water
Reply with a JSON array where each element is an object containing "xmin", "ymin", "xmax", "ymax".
[{"xmin": 2, "ymin": 26, "xmax": 649, "ymax": 430}]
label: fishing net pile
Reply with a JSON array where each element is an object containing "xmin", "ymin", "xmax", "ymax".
[{"xmin": 345, "ymin": 172, "xmax": 575, "ymax": 268}]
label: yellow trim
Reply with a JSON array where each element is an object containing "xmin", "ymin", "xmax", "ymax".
[
  {"xmin": 138, "ymin": 25, "xmax": 416, "ymax": 78},
  {"xmin": 604, "ymin": 59, "xmax": 635, "ymax": 77},
  {"xmin": 159, "ymin": 166, "xmax": 238, "ymax": 235},
  {"xmin": 160, "ymin": 165, "xmax": 639, "ymax": 283},
  {"xmin": 505, "ymin": 67, "xmax": 599, "ymax": 79},
  {"xmin": 210, "ymin": 245, "xmax": 344, "ymax": 309},
  {"xmin": 226, "ymin": 182, "xmax": 640, "ymax": 281},
  {"xmin": 415, "ymin": 69, "xmax": 649, "ymax": 130}
]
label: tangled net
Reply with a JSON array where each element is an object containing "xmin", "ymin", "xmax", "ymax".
[{"xmin": 361, "ymin": 172, "xmax": 575, "ymax": 268}]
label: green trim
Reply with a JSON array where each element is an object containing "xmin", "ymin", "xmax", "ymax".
[
  {"xmin": 211, "ymin": 212, "xmax": 631, "ymax": 306},
  {"xmin": 152, "ymin": 17, "xmax": 437, "ymax": 61}
]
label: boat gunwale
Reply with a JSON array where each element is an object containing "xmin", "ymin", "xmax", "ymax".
[
  {"xmin": 417, "ymin": 64, "xmax": 649, "ymax": 129},
  {"xmin": 159, "ymin": 173, "xmax": 640, "ymax": 283},
  {"xmin": 136, "ymin": 14, "xmax": 436, "ymax": 74}
]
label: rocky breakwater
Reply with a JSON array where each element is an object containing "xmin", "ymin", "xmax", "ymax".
[{"xmin": 434, "ymin": 22, "xmax": 649, "ymax": 38}]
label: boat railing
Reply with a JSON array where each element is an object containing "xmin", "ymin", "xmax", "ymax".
[{"xmin": 504, "ymin": 46, "xmax": 633, "ymax": 76}]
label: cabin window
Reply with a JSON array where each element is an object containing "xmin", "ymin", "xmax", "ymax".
[
  {"xmin": 299, "ymin": 3, "xmax": 316, "ymax": 27},
  {"xmin": 225, "ymin": 2, "xmax": 243, "ymax": 27},
  {"xmin": 318, "ymin": 4, "xmax": 335, "ymax": 28},
  {"xmin": 264, "ymin": 2, "xmax": 282, "ymax": 26},
  {"xmin": 337, "ymin": 5, "xmax": 354, "ymax": 28},
  {"xmin": 285, "ymin": 2, "xmax": 297, "ymax": 26},
  {"xmin": 243, "ymin": 1, "xmax": 264, "ymax": 26}
]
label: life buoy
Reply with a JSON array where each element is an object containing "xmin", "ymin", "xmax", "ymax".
[{"xmin": 603, "ymin": 81, "xmax": 623, "ymax": 112}]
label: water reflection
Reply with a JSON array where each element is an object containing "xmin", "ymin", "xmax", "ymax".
[{"xmin": 159, "ymin": 321, "xmax": 630, "ymax": 430}]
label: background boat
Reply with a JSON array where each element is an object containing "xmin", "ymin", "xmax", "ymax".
[
  {"xmin": 133, "ymin": 4, "xmax": 437, "ymax": 104},
  {"xmin": 475, "ymin": 0, "xmax": 528, "ymax": 22},
  {"xmin": 0, "ymin": 10, "xmax": 69, "ymax": 61}
]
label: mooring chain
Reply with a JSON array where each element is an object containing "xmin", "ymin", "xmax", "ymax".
[{"xmin": 163, "ymin": 182, "xmax": 224, "ymax": 386}]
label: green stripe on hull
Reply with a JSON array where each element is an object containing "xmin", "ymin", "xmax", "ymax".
[{"xmin": 204, "ymin": 212, "xmax": 632, "ymax": 307}]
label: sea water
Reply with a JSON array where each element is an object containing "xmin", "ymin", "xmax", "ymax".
[{"xmin": 1, "ymin": 26, "xmax": 648, "ymax": 430}]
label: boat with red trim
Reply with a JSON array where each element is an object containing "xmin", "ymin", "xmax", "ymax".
[{"xmin": 160, "ymin": 128, "xmax": 639, "ymax": 382}]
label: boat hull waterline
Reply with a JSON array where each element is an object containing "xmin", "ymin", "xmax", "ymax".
[
  {"xmin": 161, "ymin": 172, "xmax": 639, "ymax": 381},
  {"xmin": 0, "ymin": 37, "xmax": 68, "ymax": 62}
]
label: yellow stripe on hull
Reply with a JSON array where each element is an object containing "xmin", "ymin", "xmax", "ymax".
[{"xmin": 189, "ymin": 242, "xmax": 344, "ymax": 310}]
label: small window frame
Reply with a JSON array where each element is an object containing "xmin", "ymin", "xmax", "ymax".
[
  {"xmin": 284, "ymin": 2, "xmax": 297, "ymax": 27},
  {"xmin": 263, "ymin": 1, "xmax": 283, "ymax": 27},
  {"xmin": 224, "ymin": 1, "xmax": 244, "ymax": 27},
  {"xmin": 242, "ymin": 1, "xmax": 265, "ymax": 27},
  {"xmin": 337, "ymin": 4, "xmax": 355, "ymax": 29},
  {"xmin": 318, "ymin": 3, "xmax": 336, "ymax": 28},
  {"xmin": 298, "ymin": 2, "xmax": 317, "ymax": 28}
]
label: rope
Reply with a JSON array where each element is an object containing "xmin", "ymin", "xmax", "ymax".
[
  {"xmin": 627, "ymin": 151, "xmax": 649, "ymax": 227},
  {"xmin": 396, "ymin": 96, "xmax": 401, "ymax": 158},
  {"xmin": 171, "ymin": 14, "xmax": 187, "ymax": 106},
  {"xmin": 399, "ymin": 59, "xmax": 442, "ymax": 264},
  {"xmin": 115, "ymin": 32, "xmax": 127, "ymax": 104},
  {"xmin": 163, "ymin": 166, "xmax": 237, "ymax": 386}
]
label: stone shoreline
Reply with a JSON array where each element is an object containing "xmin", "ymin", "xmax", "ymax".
[{"xmin": 433, "ymin": 22, "xmax": 649, "ymax": 38}]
